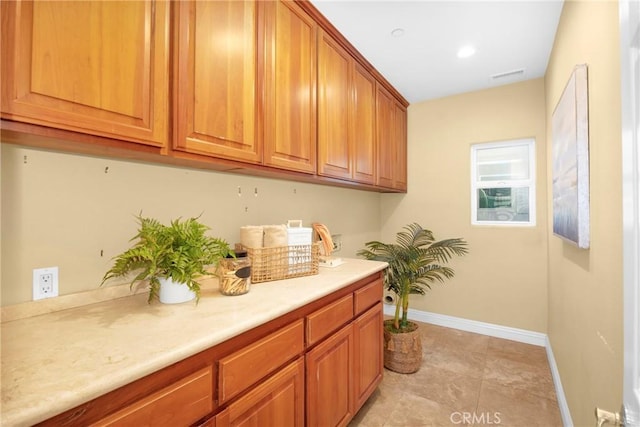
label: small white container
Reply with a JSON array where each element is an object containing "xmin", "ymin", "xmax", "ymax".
[
  {"xmin": 287, "ymin": 220, "xmax": 313, "ymax": 273},
  {"xmin": 158, "ymin": 277, "xmax": 196, "ymax": 304},
  {"xmin": 287, "ymin": 220, "xmax": 312, "ymax": 246}
]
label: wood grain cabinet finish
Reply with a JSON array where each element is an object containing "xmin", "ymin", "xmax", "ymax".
[
  {"xmin": 393, "ymin": 102, "xmax": 408, "ymax": 191},
  {"xmin": 91, "ymin": 366, "xmax": 213, "ymax": 427},
  {"xmin": 351, "ymin": 63, "xmax": 378, "ymax": 185},
  {"xmin": 0, "ymin": 0, "xmax": 169, "ymax": 147},
  {"xmin": 317, "ymin": 29, "xmax": 351, "ymax": 180},
  {"xmin": 376, "ymin": 84, "xmax": 407, "ymax": 191},
  {"xmin": 173, "ymin": 0, "xmax": 263, "ymax": 164},
  {"xmin": 35, "ymin": 272, "xmax": 384, "ymax": 427},
  {"xmin": 306, "ymin": 324, "xmax": 355, "ymax": 427},
  {"xmin": 353, "ymin": 303, "xmax": 384, "ymax": 411},
  {"xmin": 306, "ymin": 293, "xmax": 354, "ymax": 346},
  {"xmin": 375, "ymin": 84, "xmax": 396, "ymax": 189},
  {"xmin": 354, "ymin": 277, "xmax": 383, "ymax": 315},
  {"xmin": 215, "ymin": 358, "xmax": 305, "ymax": 427},
  {"xmin": 218, "ymin": 320, "xmax": 304, "ymax": 405},
  {"xmin": 263, "ymin": 0, "xmax": 317, "ymax": 174},
  {"xmin": 317, "ymin": 30, "xmax": 376, "ymax": 184}
]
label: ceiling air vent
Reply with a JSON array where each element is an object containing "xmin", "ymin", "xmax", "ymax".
[{"xmin": 491, "ymin": 68, "xmax": 526, "ymax": 80}]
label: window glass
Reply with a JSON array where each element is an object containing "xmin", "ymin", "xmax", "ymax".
[
  {"xmin": 476, "ymin": 144, "xmax": 530, "ymax": 181},
  {"xmin": 471, "ymin": 139, "xmax": 535, "ymax": 226},
  {"xmin": 476, "ymin": 187, "xmax": 530, "ymax": 222}
]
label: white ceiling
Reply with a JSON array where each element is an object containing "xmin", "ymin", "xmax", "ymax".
[{"xmin": 310, "ymin": 0, "xmax": 565, "ymax": 104}]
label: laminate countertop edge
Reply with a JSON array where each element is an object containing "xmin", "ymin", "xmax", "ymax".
[{"xmin": 1, "ymin": 258, "xmax": 387, "ymax": 426}]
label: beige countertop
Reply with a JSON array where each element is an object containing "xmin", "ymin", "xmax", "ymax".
[{"xmin": 1, "ymin": 258, "xmax": 387, "ymax": 427}]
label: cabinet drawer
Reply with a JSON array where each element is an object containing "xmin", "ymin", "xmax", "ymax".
[
  {"xmin": 216, "ymin": 358, "xmax": 305, "ymax": 427},
  {"xmin": 354, "ymin": 278, "xmax": 383, "ymax": 315},
  {"xmin": 218, "ymin": 320, "xmax": 304, "ymax": 404},
  {"xmin": 92, "ymin": 366, "xmax": 213, "ymax": 426},
  {"xmin": 306, "ymin": 294, "xmax": 353, "ymax": 346}
]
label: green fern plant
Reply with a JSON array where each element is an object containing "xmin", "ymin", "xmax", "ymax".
[
  {"xmin": 358, "ymin": 223, "xmax": 468, "ymax": 332},
  {"xmin": 101, "ymin": 215, "xmax": 232, "ymax": 303}
]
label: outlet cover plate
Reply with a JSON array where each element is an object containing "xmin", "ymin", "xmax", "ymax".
[{"xmin": 33, "ymin": 267, "xmax": 59, "ymax": 300}]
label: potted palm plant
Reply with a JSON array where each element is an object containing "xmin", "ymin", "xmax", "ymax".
[
  {"xmin": 101, "ymin": 215, "xmax": 232, "ymax": 304},
  {"xmin": 358, "ymin": 223, "xmax": 468, "ymax": 373}
]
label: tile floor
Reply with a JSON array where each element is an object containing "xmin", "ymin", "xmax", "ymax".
[{"xmin": 350, "ymin": 321, "xmax": 563, "ymax": 427}]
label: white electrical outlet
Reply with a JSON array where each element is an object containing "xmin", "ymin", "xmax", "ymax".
[
  {"xmin": 331, "ymin": 234, "xmax": 343, "ymax": 252},
  {"xmin": 33, "ymin": 267, "xmax": 59, "ymax": 300}
]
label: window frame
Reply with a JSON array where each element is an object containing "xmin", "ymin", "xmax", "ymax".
[{"xmin": 470, "ymin": 138, "xmax": 536, "ymax": 227}]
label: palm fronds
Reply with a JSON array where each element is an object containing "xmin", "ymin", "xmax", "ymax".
[{"xmin": 358, "ymin": 223, "xmax": 468, "ymax": 331}]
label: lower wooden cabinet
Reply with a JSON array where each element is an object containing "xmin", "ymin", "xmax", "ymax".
[
  {"xmin": 306, "ymin": 303, "xmax": 383, "ymax": 427},
  {"xmin": 91, "ymin": 366, "xmax": 213, "ymax": 427},
  {"xmin": 306, "ymin": 324, "xmax": 354, "ymax": 427},
  {"xmin": 354, "ymin": 303, "xmax": 384, "ymax": 410},
  {"xmin": 215, "ymin": 358, "xmax": 305, "ymax": 427},
  {"xmin": 40, "ymin": 272, "xmax": 384, "ymax": 427},
  {"xmin": 218, "ymin": 320, "xmax": 304, "ymax": 405}
]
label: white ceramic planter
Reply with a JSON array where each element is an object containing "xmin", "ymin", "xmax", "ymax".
[{"xmin": 158, "ymin": 277, "xmax": 196, "ymax": 304}]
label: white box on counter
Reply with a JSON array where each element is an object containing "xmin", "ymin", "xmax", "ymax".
[{"xmin": 287, "ymin": 220, "xmax": 313, "ymax": 272}]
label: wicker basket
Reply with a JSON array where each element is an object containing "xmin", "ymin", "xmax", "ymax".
[{"xmin": 245, "ymin": 243, "xmax": 320, "ymax": 283}]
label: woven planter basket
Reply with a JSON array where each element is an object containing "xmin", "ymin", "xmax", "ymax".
[{"xmin": 383, "ymin": 320, "xmax": 422, "ymax": 374}]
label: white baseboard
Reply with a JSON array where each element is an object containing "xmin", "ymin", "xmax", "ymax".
[
  {"xmin": 545, "ymin": 337, "xmax": 574, "ymax": 427},
  {"xmin": 383, "ymin": 305, "xmax": 547, "ymax": 346},
  {"xmin": 383, "ymin": 305, "xmax": 573, "ymax": 426}
]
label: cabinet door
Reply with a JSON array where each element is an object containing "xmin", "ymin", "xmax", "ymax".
[
  {"xmin": 376, "ymin": 84, "xmax": 396, "ymax": 188},
  {"xmin": 215, "ymin": 358, "xmax": 304, "ymax": 427},
  {"xmin": 0, "ymin": 0, "xmax": 168, "ymax": 146},
  {"xmin": 263, "ymin": 0, "xmax": 317, "ymax": 174},
  {"xmin": 306, "ymin": 324, "xmax": 354, "ymax": 427},
  {"xmin": 352, "ymin": 64, "xmax": 377, "ymax": 185},
  {"xmin": 317, "ymin": 29, "xmax": 351, "ymax": 180},
  {"xmin": 174, "ymin": 1, "xmax": 262, "ymax": 163},
  {"xmin": 393, "ymin": 102, "xmax": 408, "ymax": 191},
  {"xmin": 353, "ymin": 302, "xmax": 383, "ymax": 411},
  {"xmin": 91, "ymin": 366, "xmax": 213, "ymax": 427}
]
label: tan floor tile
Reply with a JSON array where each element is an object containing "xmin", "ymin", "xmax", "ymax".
[
  {"xmin": 423, "ymin": 345, "xmax": 487, "ymax": 379},
  {"xmin": 383, "ymin": 392, "xmax": 461, "ymax": 427},
  {"xmin": 398, "ymin": 364, "xmax": 482, "ymax": 413},
  {"xmin": 475, "ymin": 380, "xmax": 562, "ymax": 427},
  {"xmin": 349, "ymin": 386, "xmax": 399, "ymax": 427},
  {"xmin": 483, "ymin": 355, "xmax": 556, "ymax": 401},
  {"xmin": 487, "ymin": 337, "xmax": 548, "ymax": 367},
  {"xmin": 430, "ymin": 327, "xmax": 491, "ymax": 355},
  {"xmin": 351, "ymin": 324, "xmax": 562, "ymax": 427}
]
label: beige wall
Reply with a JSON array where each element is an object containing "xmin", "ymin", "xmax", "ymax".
[
  {"xmin": 0, "ymin": 144, "xmax": 381, "ymax": 305},
  {"xmin": 380, "ymin": 78, "xmax": 549, "ymax": 333},
  {"xmin": 545, "ymin": 1, "xmax": 623, "ymax": 425}
]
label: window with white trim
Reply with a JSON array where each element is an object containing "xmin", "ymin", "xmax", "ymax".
[{"xmin": 471, "ymin": 139, "xmax": 536, "ymax": 226}]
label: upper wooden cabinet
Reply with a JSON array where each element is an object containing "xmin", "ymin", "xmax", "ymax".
[
  {"xmin": 376, "ymin": 84, "xmax": 407, "ymax": 191},
  {"xmin": 1, "ymin": 0, "xmax": 407, "ymax": 192},
  {"xmin": 393, "ymin": 102, "xmax": 408, "ymax": 191},
  {"xmin": 263, "ymin": 0, "xmax": 317, "ymax": 174},
  {"xmin": 352, "ymin": 63, "xmax": 378, "ymax": 185},
  {"xmin": 173, "ymin": 1, "xmax": 262, "ymax": 164},
  {"xmin": 317, "ymin": 30, "xmax": 351, "ymax": 180},
  {"xmin": 0, "ymin": 0, "xmax": 169, "ymax": 147},
  {"xmin": 317, "ymin": 30, "xmax": 376, "ymax": 184}
]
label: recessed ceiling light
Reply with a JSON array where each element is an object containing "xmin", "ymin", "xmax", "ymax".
[
  {"xmin": 457, "ymin": 45, "xmax": 476, "ymax": 59},
  {"xmin": 391, "ymin": 28, "xmax": 405, "ymax": 38}
]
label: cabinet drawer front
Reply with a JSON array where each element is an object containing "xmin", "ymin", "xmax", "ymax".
[
  {"xmin": 216, "ymin": 358, "xmax": 305, "ymax": 427},
  {"xmin": 306, "ymin": 294, "xmax": 353, "ymax": 346},
  {"xmin": 354, "ymin": 278, "xmax": 383, "ymax": 315},
  {"xmin": 218, "ymin": 320, "xmax": 304, "ymax": 404},
  {"xmin": 92, "ymin": 366, "xmax": 213, "ymax": 426}
]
